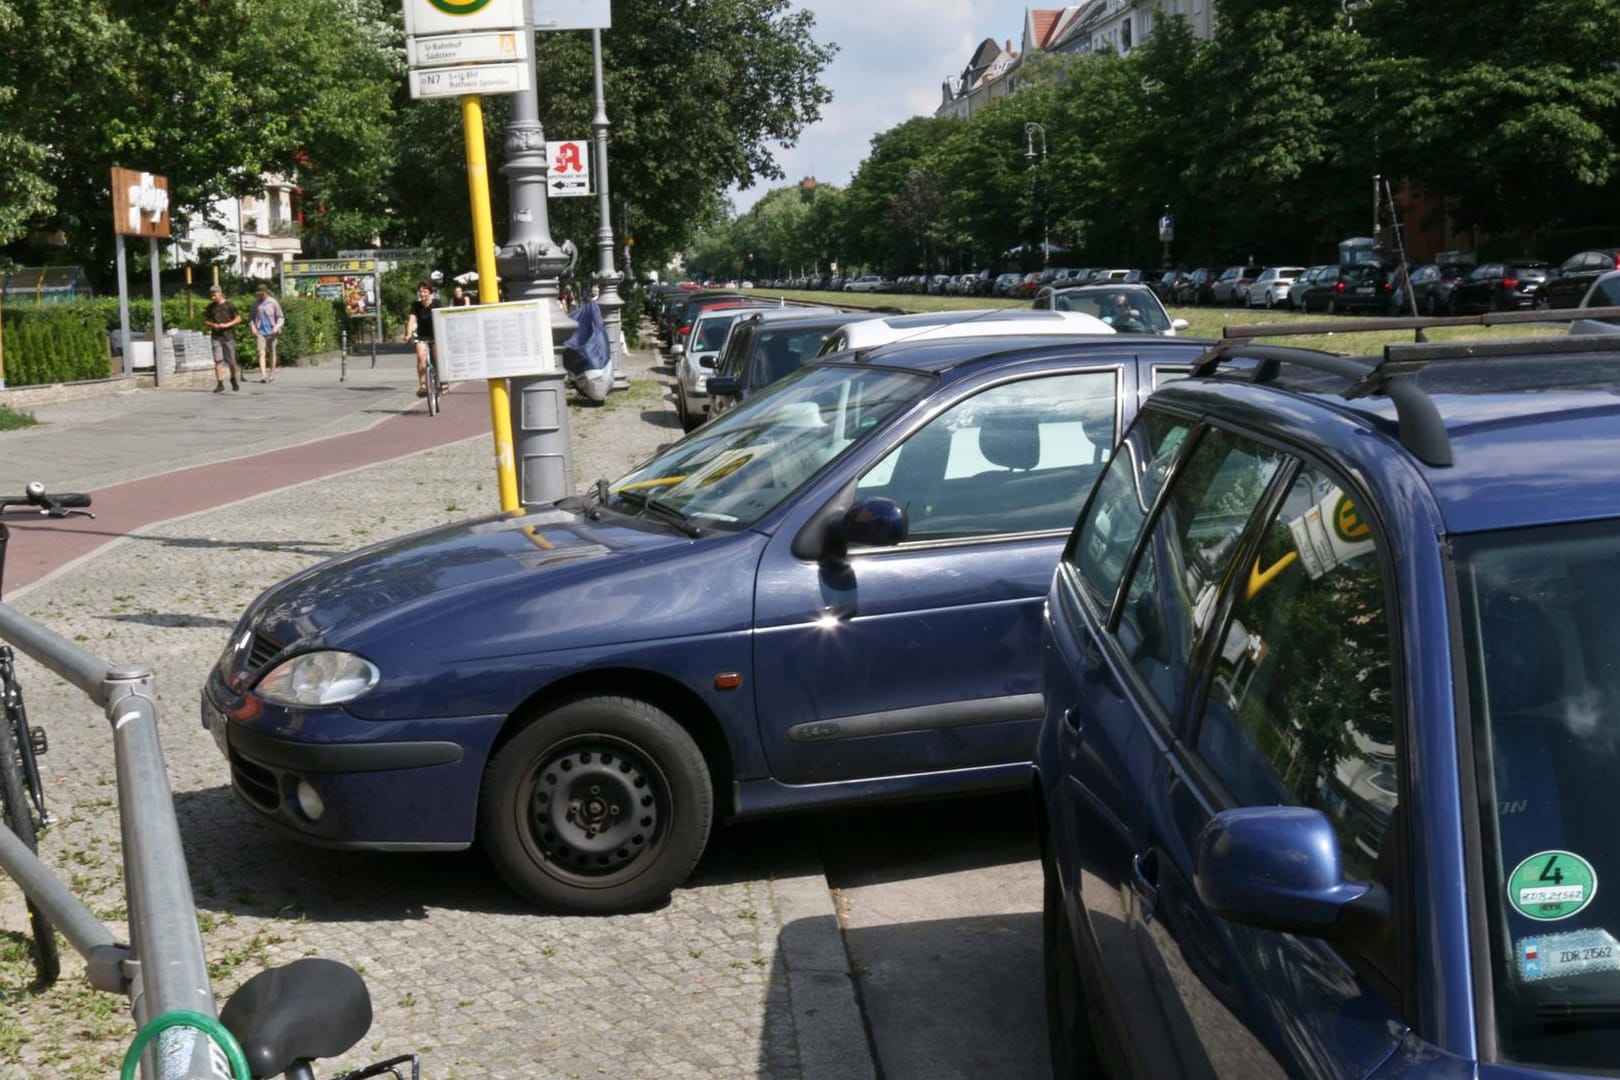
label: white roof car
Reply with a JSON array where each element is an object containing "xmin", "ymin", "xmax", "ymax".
[{"xmin": 815, "ymin": 308, "xmax": 1113, "ymax": 357}]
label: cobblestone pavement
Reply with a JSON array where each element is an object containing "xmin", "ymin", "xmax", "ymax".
[{"xmin": 0, "ymin": 345, "xmax": 872, "ymax": 1079}]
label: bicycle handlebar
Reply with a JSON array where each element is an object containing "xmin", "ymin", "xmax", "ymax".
[{"xmin": 0, "ymin": 481, "xmax": 95, "ymax": 519}]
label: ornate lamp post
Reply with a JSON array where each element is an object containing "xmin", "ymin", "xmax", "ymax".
[
  {"xmin": 1024, "ymin": 122, "xmax": 1049, "ymax": 267},
  {"xmin": 588, "ymin": 27, "xmax": 627, "ymax": 392}
]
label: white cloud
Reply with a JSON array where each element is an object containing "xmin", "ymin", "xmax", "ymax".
[{"xmin": 732, "ymin": 0, "xmax": 1024, "ymax": 211}]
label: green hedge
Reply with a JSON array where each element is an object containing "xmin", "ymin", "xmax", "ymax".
[
  {"xmin": 1, "ymin": 304, "xmax": 110, "ymax": 385},
  {"xmin": 0, "ymin": 294, "xmax": 344, "ymax": 387}
]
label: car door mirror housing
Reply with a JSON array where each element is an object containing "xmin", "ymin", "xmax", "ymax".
[
  {"xmin": 1194, "ymin": 806, "xmax": 1384, "ymax": 937},
  {"xmin": 1171, "ymin": 318, "xmax": 1189, "ymax": 332},
  {"xmin": 671, "ymin": 343, "xmax": 685, "ymax": 357},
  {"xmin": 799, "ymin": 495, "xmax": 908, "ymax": 561},
  {"xmin": 707, "ymin": 375, "xmax": 740, "ymax": 397}
]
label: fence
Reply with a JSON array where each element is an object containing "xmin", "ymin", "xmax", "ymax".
[{"xmin": 0, "ymin": 602, "xmax": 241, "ymax": 1079}]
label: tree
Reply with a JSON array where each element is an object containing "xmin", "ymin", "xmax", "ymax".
[
  {"xmin": 843, "ymin": 116, "xmax": 960, "ymax": 272},
  {"xmin": 0, "ymin": 0, "xmax": 399, "ymax": 279},
  {"xmin": 1353, "ymin": 0, "xmax": 1620, "ymax": 249}
]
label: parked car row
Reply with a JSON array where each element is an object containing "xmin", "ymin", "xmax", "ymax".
[{"xmin": 205, "ymin": 284, "xmax": 1619, "ymax": 1077}]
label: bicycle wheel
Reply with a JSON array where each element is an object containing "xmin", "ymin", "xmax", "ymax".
[
  {"xmin": 425, "ymin": 357, "xmax": 440, "ymax": 417},
  {"xmin": 0, "ymin": 703, "xmax": 60, "ymax": 986}
]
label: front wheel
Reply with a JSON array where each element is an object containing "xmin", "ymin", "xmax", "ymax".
[
  {"xmin": 676, "ymin": 384, "xmax": 697, "ymax": 433},
  {"xmin": 425, "ymin": 360, "xmax": 440, "ymax": 417},
  {"xmin": 479, "ymin": 696, "xmax": 713, "ymax": 914},
  {"xmin": 0, "ymin": 709, "xmax": 60, "ymax": 986}
]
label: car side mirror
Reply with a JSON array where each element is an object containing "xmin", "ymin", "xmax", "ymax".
[
  {"xmin": 1194, "ymin": 806, "xmax": 1388, "ymax": 938},
  {"xmin": 670, "ymin": 343, "xmax": 684, "ymax": 357},
  {"xmin": 794, "ymin": 495, "xmax": 908, "ymax": 561},
  {"xmin": 707, "ymin": 375, "xmax": 740, "ymax": 397},
  {"xmin": 1171, "ymin": 318, "xmax": 1189, "ymax": 332}
]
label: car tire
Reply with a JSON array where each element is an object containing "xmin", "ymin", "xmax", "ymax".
[
  {"xmin": 1264, "ymin": 292, "xmax": 1275, "ymax": 309},
  {"xmin": 676, "ymin": 384, "xmax": 696, "ymax": 432},
  {"xmin": 480, "ymin": 695, "xmax": 713, "ymax": 915},
  {"xmin": 1327, "ymin": 297, "xmax": 1341, "ymax": 316},
  {"xmin": 1044, "ymin": 849, "xmax": 1105, "ymax": 1079}
]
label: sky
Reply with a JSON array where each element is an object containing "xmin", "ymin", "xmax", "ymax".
[{"xmin": 730, "ymin": 0, "xmax": 1027, "ymax": 212}]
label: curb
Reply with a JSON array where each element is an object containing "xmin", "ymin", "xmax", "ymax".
[{"xmin": 772, "ymin": 873, "xmax": 877, "ymax": 1080}]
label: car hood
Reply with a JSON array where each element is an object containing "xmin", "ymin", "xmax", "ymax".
[{"xmin": 243, "ymin": 505, "xmax": 762, "ymax": 660}]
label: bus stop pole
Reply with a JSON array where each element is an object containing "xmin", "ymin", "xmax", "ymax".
[{"xmin": 461, "ymin": 93, "xmax": 521, "ymax": 512}]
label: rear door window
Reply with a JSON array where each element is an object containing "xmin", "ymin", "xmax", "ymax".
[{"xmin": 1067, "ymin": 410, "xmax": 1193, "ymax": 613}]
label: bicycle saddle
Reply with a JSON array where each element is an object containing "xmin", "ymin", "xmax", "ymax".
[{"xmin": 220, "ymin": 957, "xmax": 373, "ymax": 1078}]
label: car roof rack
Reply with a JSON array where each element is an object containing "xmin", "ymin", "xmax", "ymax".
[{"xmin": 1189, "ymin": 311, "xmax": 1620, "ymax": 468}]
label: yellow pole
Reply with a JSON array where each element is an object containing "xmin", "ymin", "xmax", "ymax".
[{"xmin": 462, "ymin": 93, "xmax": 520, "ymax": 513}]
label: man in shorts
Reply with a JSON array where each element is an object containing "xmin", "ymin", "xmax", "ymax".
[
  {"xmin": 249, "ymin": 283, "xmax": 285, "ymax": 383},
  {"xmin": 205, "ymin": 285, "xmax": 242, "ymax": 392}
]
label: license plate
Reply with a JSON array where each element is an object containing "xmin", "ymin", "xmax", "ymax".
[
  {"xmin": 202, "ymin": 694, "xmax": 229, "ymax": 757},
  {"xmin": 1355, "ymin": 286, "xmax": 1374, "ymax": 294}
]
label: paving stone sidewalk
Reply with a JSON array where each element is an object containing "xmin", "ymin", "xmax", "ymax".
[{"xmin": 0, "ymin": 345, "xmax": 873, "ymax": 1079}]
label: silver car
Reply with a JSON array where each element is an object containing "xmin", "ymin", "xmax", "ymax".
[{"xmin": 1244, "ymin": 266, "xmax": 1306, "ymax": 308}]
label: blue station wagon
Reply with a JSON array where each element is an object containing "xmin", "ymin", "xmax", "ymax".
[
  {"xmin": 205, "ymin": 332, "xmax": 1209, "ymax": 913},
  {"xmin": 1037, "ymin": 329, "xmax": 1620, "ymax": 1078}
]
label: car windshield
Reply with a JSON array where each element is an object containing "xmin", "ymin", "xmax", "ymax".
[
  {"xmin": 755, "ymin": 325, "xmax": 838, "ymax": 384},
  {"xmin": 1456, "ymin": 519, "xmax": 1620, "ymax": 1072},
  {"xmin": 609, "ymin": 364, "xmax": 929, "ymax": 530},
  {"xmin": 1051, "ymin": 286, "xmax": 1170, "ymax": 332}
]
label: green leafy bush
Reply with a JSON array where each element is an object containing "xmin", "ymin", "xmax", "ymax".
[{"xmin": 1, "ymin": 304, "xmax": 111, "ymax": 385}]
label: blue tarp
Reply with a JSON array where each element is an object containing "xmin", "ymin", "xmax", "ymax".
[{"xmin": 562, "ymin": 300, "xmax": 610, "ymax": 376}]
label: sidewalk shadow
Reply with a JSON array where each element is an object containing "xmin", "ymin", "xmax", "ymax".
[{"xmin": 759, "ymin": 911, "xmax": 1050, "ymax": 1080}]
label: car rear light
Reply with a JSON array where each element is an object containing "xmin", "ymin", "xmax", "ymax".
[
  {"xmin": 1502, "ymin": 278, "xmax": 1519, "ymax": 290},
  {"xmin": 679, "ymin": 324, "xmax": 690, "ymax": 336},
  {"xmin": 1335, "ymin": 282, "xmax": 1347, "ymax": 293}
]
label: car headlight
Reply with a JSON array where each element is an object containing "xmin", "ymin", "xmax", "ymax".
[{"xmin": 255, "ymin": 650, "xmax": 379, "ymax": 706}]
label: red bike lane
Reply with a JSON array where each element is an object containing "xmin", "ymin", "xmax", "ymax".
[{"xmin": 2, "ymin": 387, "xmax": 490, "ymax": 595}]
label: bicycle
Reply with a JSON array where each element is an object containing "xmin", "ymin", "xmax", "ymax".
[
  {"xmin": 0, "ymin": 480, "xmax": 93, "ymax": 987},
  {"xmin": 408, "ymin": 334, "xmax": 441, "ymax": 417}
]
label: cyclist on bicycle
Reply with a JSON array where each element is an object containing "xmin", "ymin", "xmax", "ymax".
[{"xmin": 402, "ymin": 279, "xmax": 441, "ymax": 398}]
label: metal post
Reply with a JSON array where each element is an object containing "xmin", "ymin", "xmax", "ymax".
[
  {"xmin": 590, "ymin": 27, "xmax": 627, "ymax": 392},
  {"xmin": 148, "ymin": 237, "xmax": 165, "ymax": 387},
  {"xmin": 498, "ymin": 28, "xmax": 578, "ymax": 508},
  {"xmin": 115, "ymin": 232, "xmax": 132, "ymax": 378}
]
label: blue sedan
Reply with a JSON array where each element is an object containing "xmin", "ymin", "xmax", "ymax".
[{"xmin": 205, "ymin": 332, "xmax": 1209, "ymax": 913}]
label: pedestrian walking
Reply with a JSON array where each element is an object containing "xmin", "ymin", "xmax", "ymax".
[
  {"xmin": 450, "ymin": 284, "xmax": 474, "ymax": 307},
  {"xmin": 205, "ymin": 285, "xmax": 242, "ymax": 393},
  {"xmin": 249, "ymin": 283, "xmax": 285, "ymax": 382}
]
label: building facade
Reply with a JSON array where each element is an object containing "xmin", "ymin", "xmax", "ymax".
[{"xmin": 171, "ymin": 176, "xmax": 302, "ymax": 282}]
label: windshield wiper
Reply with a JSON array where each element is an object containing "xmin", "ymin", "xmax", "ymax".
[{"xmin": 616, "ymin": 489, "xmax": 702, "ymax": 537}]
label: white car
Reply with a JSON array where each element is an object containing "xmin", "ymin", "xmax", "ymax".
[
  {"xmin": 675, "ymin": 306, "xmax": 826, "ymax": 431},
  {"xmin": 815, "ymin": 308, "xmax": 1113, "ymax": 357},
  {"xmin": 1244, "ymin": 266, "xmax": 1307, "ymax": 308},
  {"xmin": 1571, "ymin": 268, "xmax": 1620, "ymax": 336},
  {"xmin": 1032, "ymin": 284, "xmax": 1189, "ymax": 335},
  {"xmin": 842, "ymin": 274, "xmax": 888, "ymax": 293}
]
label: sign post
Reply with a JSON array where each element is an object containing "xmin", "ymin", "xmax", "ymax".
[
  {"xmin": 111, "ymin": 167, "xmax": 171, "ymax": 386},
  {"xmin": 405, "ymin": 0, "xmax": 531, "ymax": 512}
]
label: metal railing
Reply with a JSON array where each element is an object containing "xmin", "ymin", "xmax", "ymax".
[{"xmin": 0, "ymin": 602, "xmax": 240, "ymax": 1079}]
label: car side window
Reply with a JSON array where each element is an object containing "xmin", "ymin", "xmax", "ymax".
[
  {"xmin": 1069, "ymin": 410, "xmax": 1192, "ymax": 612},
  {"xmin": 857, "ymin": 371, "xmax": 1120, "ymax": 542},
  {"xmin": 1194, "ymin": 464, "xmax": 1397, "ymax": 892},
  {"xmin": 1117, "ymin": 428, "xmax": 1287, "ymax": 715}
]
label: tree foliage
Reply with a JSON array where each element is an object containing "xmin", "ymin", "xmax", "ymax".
[{"xmin": 688, "ymin": 2, "xmax": 1620, "ymax": 278}]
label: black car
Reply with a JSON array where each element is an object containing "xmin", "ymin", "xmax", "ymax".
[
  {"xmin": 1541, "ymin": 248, "xmax": 1620, "ymax": 309},
  {"xmin": 1406, "ymin": 261, "xmax": 1473, "ymax": 316},
  {"xmin": 1174, "ymin": 266, "xmax": 1224, "ymax": 305},
  {"xmin": 1295, "ymin": 263, "xmax": 1395, "ymax": 315},
  {"xmin": 705, "ymin": 309, "xmax": 867, "ymax": 419},
  {"xmin": 1448, "ymin": 260, "xmax": 1552, "ymax": 314}
]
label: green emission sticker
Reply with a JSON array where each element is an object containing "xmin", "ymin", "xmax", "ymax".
[{"xmin": 1509, "ymin": 850, "xmax": 1598, "ymax": 921}]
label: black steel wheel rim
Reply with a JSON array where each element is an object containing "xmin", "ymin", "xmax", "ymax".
[{"xmin": 523, "ymin": 736, "xmax": 666, "ymax": 883}]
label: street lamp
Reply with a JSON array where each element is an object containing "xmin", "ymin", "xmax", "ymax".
[
  {"xmin": 1024, "ymin": 122, "xmax": 1049, "ymax": 268},
  {"xmin": 1157, "ymin": 205, "xmax": 1174, "ymax": 268}
]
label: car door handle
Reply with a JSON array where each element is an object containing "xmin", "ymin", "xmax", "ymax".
[{"xmin": 1131, "ymin": 850, "xmax": 1160, "ymax": 921}]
